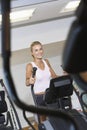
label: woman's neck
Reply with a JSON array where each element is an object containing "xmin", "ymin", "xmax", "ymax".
[
  {"xmin": 34, "ymin": 58, "xmax": 43, "ymax": 63},
  {"xmin": 33, "ymin": 58, "xmax": 45, "ymax": 70}
]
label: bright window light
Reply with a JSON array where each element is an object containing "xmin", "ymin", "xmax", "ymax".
[
  {"xmin": 0, "ymin": 8, "xmax": 35, "ymax": 23},
  {"xmin": 65, "ymin": 1, "xmax": 80, "ymax": 9},
  {"xmin": 60, "ymin": 0, "xmax": 80, "ymax": 13}
]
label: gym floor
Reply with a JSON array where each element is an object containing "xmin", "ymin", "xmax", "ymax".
[{"xmin": 23, "ymin": 122, "xmax": 38, "ymax": 130}]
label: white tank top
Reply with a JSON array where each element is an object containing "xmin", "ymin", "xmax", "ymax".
[{"xmin": 31, "ymin": 60, "xmax": 51, "ymax": 94}]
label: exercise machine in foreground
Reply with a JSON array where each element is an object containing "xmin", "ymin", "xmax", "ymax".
[
  {"xmin": 31, "ymin": 74, "xmax": 87, "ymax": 130},
  {"xmin": 0, "ymin": 79, "xmax": 22, "ymax": 130}
]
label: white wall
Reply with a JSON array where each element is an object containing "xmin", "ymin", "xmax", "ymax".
[
  {"xmin": 0, "ymin": 16, "xmax": 75, "ymax": 53},
  {"xmin": 11, "ymin": 17, "xmax": 75, "ymax": 51}
]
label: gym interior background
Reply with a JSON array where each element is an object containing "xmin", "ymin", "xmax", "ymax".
[{"xmin": 0, "ymin": 0, "xmax": 81, "ymax": 128}]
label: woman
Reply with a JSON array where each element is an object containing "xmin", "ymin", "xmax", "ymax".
[{"xmin": 26, "ymin": 41, "xmax": 58, "ymax": 122}]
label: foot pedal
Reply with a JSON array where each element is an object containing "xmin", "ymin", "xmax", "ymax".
[{"xmin": 38, "ymin": 123, "xmax": 46, "ymax": 130}]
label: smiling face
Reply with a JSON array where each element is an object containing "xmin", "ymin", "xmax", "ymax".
[{"xmin": 31, "ymin": 42, "xmax": 44, "ymax": 59}]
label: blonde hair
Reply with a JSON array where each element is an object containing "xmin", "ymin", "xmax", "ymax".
[{"xmin": 30, "ymin": 41, "xmax": 42, "ymax": 52}]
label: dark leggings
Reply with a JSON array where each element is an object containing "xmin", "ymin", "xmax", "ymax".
[{"xmin": 35, "ymin": 94, "xmax": 46, "ymax": 106}]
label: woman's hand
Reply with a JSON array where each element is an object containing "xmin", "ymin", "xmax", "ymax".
[{"xmin": 29, "ymin": 76, "xmax": 36, "ymax": 85}]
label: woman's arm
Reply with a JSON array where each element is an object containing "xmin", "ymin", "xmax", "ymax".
[
  {"xmin": 26, "ymin": 63, "xmax": 36, "ymax": 86},
  {"xmin": 45, "ymin": 59, "xmax": 58, "ymax": 78}
]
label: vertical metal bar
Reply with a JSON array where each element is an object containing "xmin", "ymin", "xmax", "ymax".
[{"xmin": 1, "ymin": 0, "xmax": 11, "ymax": 58}]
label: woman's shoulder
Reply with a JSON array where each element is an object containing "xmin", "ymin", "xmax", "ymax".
[
  {"xmin": 44, "ymin": 58, "xmax": 49, "ymax": 63},
  {"xmin": 44, "ymin": 59, "xmax": 50, "ymax": 65},
  {"xmin": 44, "ymin": 59, "xmax": 51, "ymax": 68},
  {"xmin": 26, "ymin": 62, "xmax": 33, "ymax": 69}
]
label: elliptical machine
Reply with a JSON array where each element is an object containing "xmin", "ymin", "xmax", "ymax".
[
  {"xmin": 31, "ymin": 73, "xmax": 87, "ymax": 130},
  {"xmin": 0, "ymin": 79, "xmax": 22, "ymax": 130}
]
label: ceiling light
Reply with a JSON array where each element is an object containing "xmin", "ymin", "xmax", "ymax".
[
  {"xmin": 60, "ymin": 0, "xmax": 80, "ymax": 13},
  {"xmin": 0, "ymin": 8, "xmax": 35, "ymax": 23}
]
